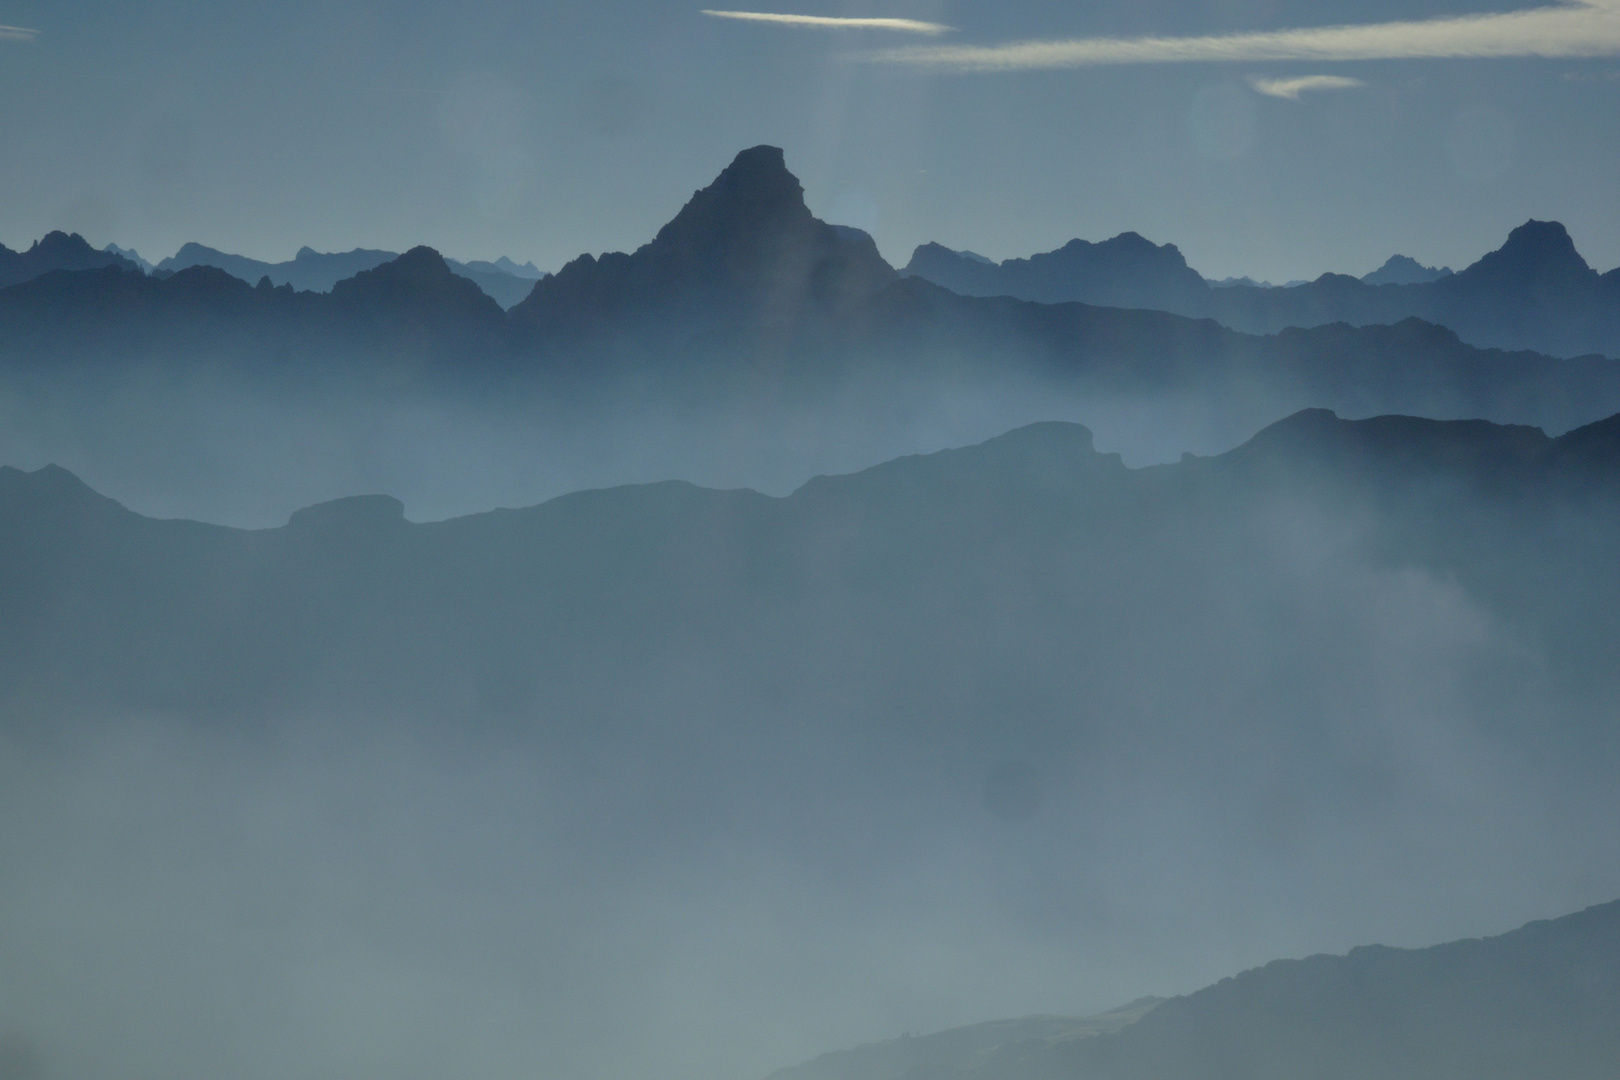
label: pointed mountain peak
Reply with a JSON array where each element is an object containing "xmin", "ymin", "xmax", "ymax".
[
  {"xmin": 513, "ymin": 145, "xmax": 896, "ymax": 332},
  {"xmin": 1461, "ymin": 219, "xmax": 1594, "ymax": 285},
  {"xmin": 651, "ymin": 144, "xmax": 813, "ymax": 250}
]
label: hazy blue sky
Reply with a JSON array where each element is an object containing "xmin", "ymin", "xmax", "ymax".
[{"xmin": 2, "ymin": 0, "xmax": 1617, "ymax": 281}]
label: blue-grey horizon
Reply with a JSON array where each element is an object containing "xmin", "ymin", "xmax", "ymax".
[{"xmin": 1, "ymin": 0, "xmax": 1616, "ymax": 283}]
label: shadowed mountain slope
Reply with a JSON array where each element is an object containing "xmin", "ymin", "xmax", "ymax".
[
  {"xmin": 3, "ymin": 407, "xmax": 1618, "ymax": 727},
  {"xmin": 510, "ymin": 145, "xmax": 897, "ymax": 336},
  {"xmin": 3, "ymin": 151, "xmax": 1620, "ymax": 445},
  {"xmin": 4, "ymin": 250, "xmax": 1616, "ymax": 440},
  {"xmin": 1056, "ymin": 899, "xmax": 1620, "ymax": 1080},
  {"xmin": 0, "ymin": 248, "xmax": 512, "ymax": 369},
  {"xmin": 0, "ymin": 231, "xmax": 137, "ymax": 288},
  {"xmin": 904, "ymin": 221, "xmax": 1620, "ymax": 358},
  {"xmin": 903, "ymin": 233, "xmax": 1209, "ymax": 313},
  {"xmin": 155, "ymin": 241, "xmax": 542, "ymax": 308},
  {"xmin": 5, "ymin": 413, "xmax": 1620, "ymax": 1080},
  {"xmin": 769, "ymin": 901, "xmax": 1620, "ymax": 1080}
]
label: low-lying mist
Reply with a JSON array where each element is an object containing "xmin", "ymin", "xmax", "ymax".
[
  {"xmin": 0, "ymin": 356, "xmax": 1572, "ymax": 528},
  {"xmin": 4, "ymin": 413, "xmax": 1618, "ymax": 1080}
]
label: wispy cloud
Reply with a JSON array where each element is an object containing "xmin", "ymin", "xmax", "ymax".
[
  {"xmin": 1249, "ymin": 74, "xmax": 1365, "ymax": 98},
  {"xmin": 0, "ymin": 24, "xmax": 38, "ymax": 42},
  {"xmin": 865, "ymin": 1, "xmax": 1620, "ymax": 70},
  {"xmin": 702, "ymin": 10, "xmax": 953, "ymax": 35}
]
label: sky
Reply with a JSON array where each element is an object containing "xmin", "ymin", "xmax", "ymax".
[{"xmin": 0, "ymin": 1, "xmax": 1618, "ymax": 289}]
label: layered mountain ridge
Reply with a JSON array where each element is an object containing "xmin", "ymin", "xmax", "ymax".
[
  {"xmin": 4, "ymin": 406, "xmax": 1618, "ymax": 719},
  {"xmin": 155, "ymin": 241, "xmax": 544, "ymax": 308},
  {"xmin": 0, "ymin": 230, "xmax": 138, "ymax": 288},
  {"xmin": 903, "ymin": 219, "xmax": 1620, "ymax": 358},
  {"xmin": 3, "ymin": 147, "xmax": 1617, "ymax": 442},
  {"xmin": 14, "ymin": 149, "xmax": 1613, "ymax": 357},
  {"xmin": 5, "ymin": 403, "xmax": 1620, "ymax": 1080}
]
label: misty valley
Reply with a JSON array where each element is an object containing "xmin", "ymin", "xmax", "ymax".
[{"xmin": 2, "ymin": 145, "xmax": 1619, "ymax": 1080}]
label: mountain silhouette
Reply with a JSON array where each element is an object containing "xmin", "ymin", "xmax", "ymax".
[
  {"xmin": 0, "ymin": 231, "xmax": 137, "ymax": 288},
  {"xmin": 1056, "ymin": 897, "xmax": 1620, "ymax": 1080},
  {"xmin": 4, "ymin": 407, "xmax": 1618, "ymax": 722},
  {"xmin": 459, "ymin": 255, "xmax": 544, "ymax": 279},
  {"xmin": 766, "ymin": 900, "xmax": 1620, "ymax": 1080},
  {"xmin": 903, "ymin": 220, "xmax": 1620, "ymax": 358},
  {"xmin": 1460, "ymin": 219, "xmax": 1589, "ymax": 284},
  {"xmin": 4, "ymin": 410, "xmax": 1619, "ymax": 1080},
  {"xmin": 329, "ymin": 246, "xmax": 504, "ymax": 321},
  {"xmin": 3, "ymin": 149, "xmax": 1619, "ymax": 440},
  {"xmin": 156, "ymin": 241, "xmax": 542, "ymax": 308},
  {"xmin": 1361, "ymin": 254, "xmax": 1452, "ymax": 286},
  {"xmin": 0, "ymin": 246, "xmax": 512, "ymax": 368},
  {"xmin": 155, "ymin": 241, "xmax": 387, "ymax": 290},
  {"xmin": 511, "ymin": 145, "xmax": 897, "ymax": 337},
  {"xmin": 902, "ymin": 232, "xmax": 1209, "ymax": 312},
  {"xmin": 102, "ymin": 242, "xmax": 155, "ymax": 273}
]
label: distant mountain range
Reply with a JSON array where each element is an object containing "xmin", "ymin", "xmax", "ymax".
[
  {"xmin": 0, "ymin": 231, "xmax": 544, "ymax": 308},
  {"xmin": 4, "ymin": 404, "xmax": 1617, "ymax": 787},
  {"xmin": 904, "ymin": 233, "xmax": 1211, "ymax": 313},
  {"xmin": 153, "ymin": 242, "xmax": 545, "ymax": 308},
  {"xmin": 1361, "ymin": 253, "xmax": 1452, "ymax": 286},
  {"xmin": 767, "ymin": 900, "xmax": 1620, "ymax": 1080},
  {"xmin": 11, "ymin": 155, "xmax": 1609, "ymax": 357},
  {"xmin": 102, "ymin": 242, "xmax": 155, "ymax": 273},
  {"xmin": 902, "ymin": 222, "xmax": 1618, "ymax": 358},
  {"xmin": 0, "ymin": 230, "xmax": 138, "ymax": 288},
  {"xmin": 2, "ymin": 148, "xmax": 1617, "ymax": 440},
  {"xmin": 4, "ymin": 405, "xmax": 1618, "ymax": 1041}
]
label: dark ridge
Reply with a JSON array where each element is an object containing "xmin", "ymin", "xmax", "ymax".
[
  {"xmin": 902, "ymin": 218, "xmax": 1620, "ymax": 358},
  {"xmin": 0, "ymin": 231, "xmax": 137, "ymax": 288},
  {"xmin": 1453, "ymin": 219, "xmax": 1594, "ymax": 290},
  {"xmin": 1550, "ymin": 411, "xmax": 1620, "ymax": 469},
  {"xmin": 511, "ymin": 144, "xmax": 897, "ymax": 335},
  {"xmin": 901, "ymin": 232, "xmax": 1209, "ymax": 311},
  {"xmin": 328, "ymin": 246, "xmax": 506, "ymax": 327},
  {"xmin": 1047, "ymin": 898, "xmax": 1620, "ymax": 1080}
]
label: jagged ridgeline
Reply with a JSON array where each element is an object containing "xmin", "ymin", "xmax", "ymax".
[
  {"xmin": 5, "ymin": 144, "xmax": 1620, "ymax": 1080},
  {"xmin": 901, "ymin": 220, "xmax": 1620, "ymax": 360},
  {"xmin": 1, "ymin": 147, "xmax": 1617, "ymax": 438}
]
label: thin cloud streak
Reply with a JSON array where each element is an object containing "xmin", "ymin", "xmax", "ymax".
[
  {"xmin": 702, "ymin": 10, "xmax": 953, "ymax": 35},
  {"xmin": 0, "ymin": 24, "xmax": 38, "ymax": 42},
  {"xmin": 1250, "ymin": 74, "xmax": 1365, "ymax": 98},
  {"xmin": 865, "ymin": 1, "xmax": 1620, "ymax": 70}
]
